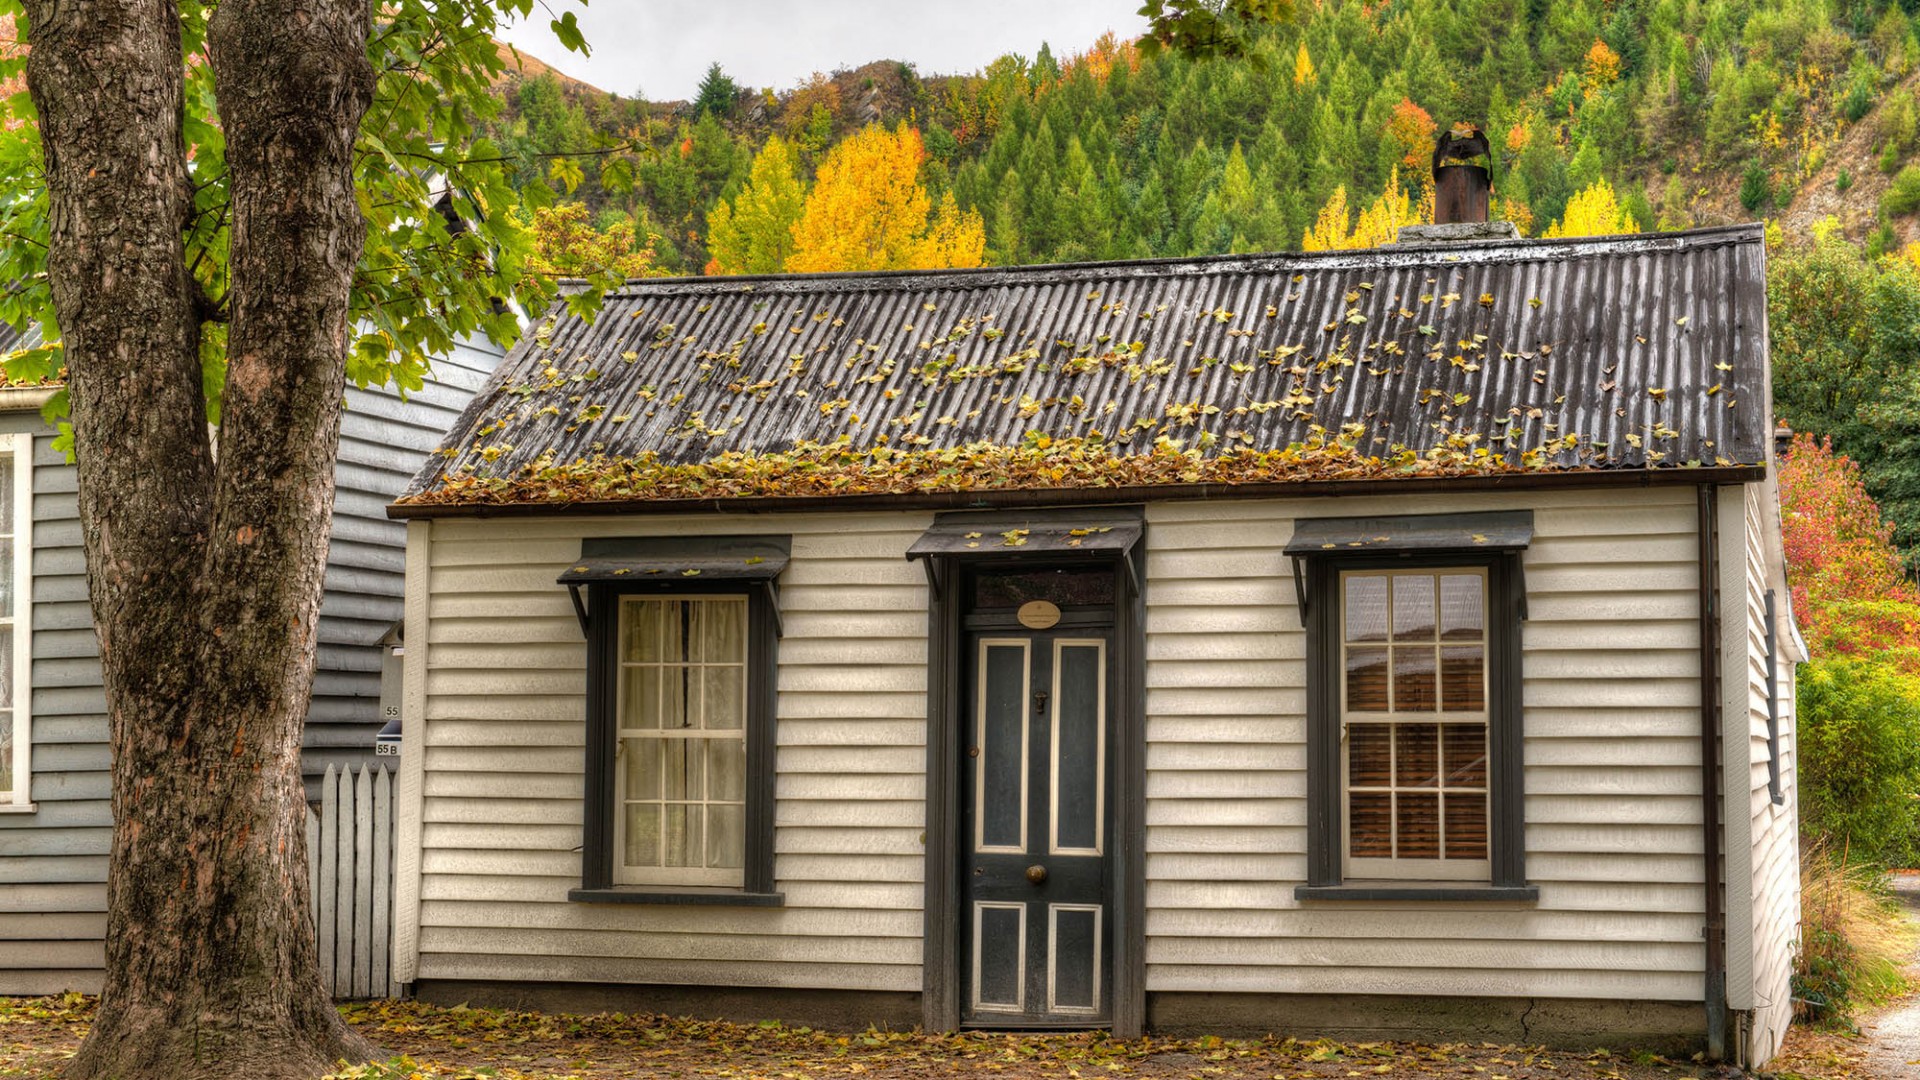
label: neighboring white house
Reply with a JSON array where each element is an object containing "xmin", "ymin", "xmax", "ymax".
[
  {"xmin": 0, "ymin": 334, "xmax": 505, "ymax": 995},
  {"xmin": 385, "ymin": 224, "xmax": 1801, "ymax": 1066}
]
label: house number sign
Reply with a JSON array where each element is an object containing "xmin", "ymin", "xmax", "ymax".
[{"xmin": 1017, "ymin": 600, "xmax": 1061, "ymax": 630}]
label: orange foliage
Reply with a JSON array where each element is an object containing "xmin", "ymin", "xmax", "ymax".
[
  {"xmin": 1780, "ymin": 434, "xmax": 1920, "ymax": 671},
  {"xmin": 786, "ymin": 123, "xmax": 985, "ymax": 273},
  {"xmin": 1384, "ymin": 98, "xmax": 1437, "ymax": 171},
  {"xmin": 1065, "ymin": 33, "xmax": 1141, "ymax": 83},
  {"xmin": 1583, "ymin": 39, "xmax": 1622, "ymax": 94}
]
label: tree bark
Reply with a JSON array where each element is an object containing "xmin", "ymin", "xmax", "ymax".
[{"xmin": 24, "ymin": 1, "xmax": 379, "ymax": 1076}]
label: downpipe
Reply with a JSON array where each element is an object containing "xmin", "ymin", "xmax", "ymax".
[{"xmin": 1697, "ymin": 484, "xmax": 1728, "ymax": 1062}]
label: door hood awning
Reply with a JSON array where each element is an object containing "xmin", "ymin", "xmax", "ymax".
[
  {"xmin": 557, "ymin": 535, "xmax": 793, "ymax": 584},
  {"xmin": 907, "ymin": 509, "xmax": 1144, "ymax": 561}
]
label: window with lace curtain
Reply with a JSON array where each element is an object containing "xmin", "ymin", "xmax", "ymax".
[
  {"xmin": 614, "ymin": 595, "xmax": 749, "ymax": 887},
  {"xmin": 565, "ymin": 541, "xmax": 785, "ymax": 905}
]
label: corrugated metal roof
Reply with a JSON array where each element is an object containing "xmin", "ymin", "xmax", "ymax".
[{"xmin": 400, "ymin": 223, "xmax": 1770, "ymax": 508}]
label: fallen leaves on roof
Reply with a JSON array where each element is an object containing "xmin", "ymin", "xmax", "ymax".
[{"xmin": 396, "ymin": 423, "xmax": 1732, "ymax": 509}]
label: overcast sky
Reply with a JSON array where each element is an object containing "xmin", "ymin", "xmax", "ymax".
[{"xmin": 495, "ymin": 2, "xmax": 1148, "ymax": 101}]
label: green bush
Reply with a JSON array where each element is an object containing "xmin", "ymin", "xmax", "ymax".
[
  {"xmin": 1799, "ymin": 656, "xmax": 1920, "ymax": 865},
  {"xmin": 1868, "ymin": 221, "xmax": 1899, "ymax": 258},
  {"xmin": 1883, "ymin": 165, "xmax": 1920, "ymax": 216},
  {"xmin": 1844, "ymin": 71, "xmax": 1878, "ymax": 123},
  {"xmin": 1741, "ymin": 162, "xmax": 1773, "ymax": 212},
  {"xmin": 1838, "ymin": 168, "xmax": 1854, "ymax": 193}
]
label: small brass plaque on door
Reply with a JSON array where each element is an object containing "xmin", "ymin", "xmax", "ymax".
[{"xmin": 1017, "ymin": 600, "xmax": 1062, "ymax": 630}]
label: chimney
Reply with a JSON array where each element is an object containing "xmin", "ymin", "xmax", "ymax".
[{"xmin": 1395, "ymin": 124, "xmax": 1519, "ymax": 244}]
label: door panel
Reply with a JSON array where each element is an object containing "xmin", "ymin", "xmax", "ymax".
[
  {"xmin": 962, "ymin": 629, "xmax": 1113, "ymax": 1025},
  {"xmin": 1051, "ymin": 641, "xmax": 1105, "ymax": 855},
  {"xmin": 975, "ymin": 640, "xmax": 1029, "ymax": 854},
  {"xmin": 1047, "ymin": 904, "xmax": 1101, "ymax": 1014}
]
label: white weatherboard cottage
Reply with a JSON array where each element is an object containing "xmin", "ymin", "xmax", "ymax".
[{"xmin": 387, "ymin": 223, "xmax": 1803, "ymax": 1066}]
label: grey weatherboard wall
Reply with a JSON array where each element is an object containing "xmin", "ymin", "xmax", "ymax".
[{"xmin": 0, "ymin": 338, "xmax": 503, "ymax": 995}]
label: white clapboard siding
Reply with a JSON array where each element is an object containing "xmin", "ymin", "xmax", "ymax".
[
  {"xmin": 308, "ymin": 341, "xmax": 504, "ymax": 788},
  {"xmin": 398, "ymin": 485, "xmax": 1745, "ymax": 1006},
  {"xmin": 1742, "ymin": 479, "xmax": 1800, "ymax": 1065},
  {"xmin": 307, "ymin": 764, "xmax": 399, "ymax": 1000},
  {"xmin": 1140, "ymin": 487, "xmax": 1711, "ymax": 1001},
  {"xmin": 405, "ymin": 512, "xmax": 935, "ymax": 990},
  {"xmin": 0, "ymin": 420, "xmax": 107, "ymax": 996}
]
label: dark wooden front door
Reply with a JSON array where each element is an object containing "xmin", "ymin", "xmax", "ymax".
[{"xmin": 961, "ymin": 625, "xmax": 1113, "ymax": 1025}]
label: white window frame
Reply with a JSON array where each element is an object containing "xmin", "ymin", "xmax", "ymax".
[
  {"xmin": 1337, "ymin": 566, "xmax": 1490, "ymax": 882},
  {"xmin": 0, "ymin": 433, "xmax": 31, "ymax": 811},
  {"xmin": 611, "ymin": 593, "xmax": 749, "ymax": 888}
]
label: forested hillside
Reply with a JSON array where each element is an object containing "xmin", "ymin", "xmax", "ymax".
[
  {"xmin": 485, "ymin": 2, "xmax": 1920, "ymax": 574},
  {"xmin": 492, "ymin": 0, "xmax": 1920, "ymax": 273}
]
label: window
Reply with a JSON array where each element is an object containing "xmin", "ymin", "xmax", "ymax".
[
  {"xmin": 614, "ymin": 595, "xmax": 748, "ymax": 886},
  {"xmin": 1340, "ymin": 569, "xmax": 1489, "ymax": 880},
  {"xmin": 563, "ymin": 535, "xmax": 786, "ymax": 905},
  {"xmin": 1288, "ymin": 512, "xmax": 1532, "ymax": 900},
  {"xmin": 0, "ymin": 434, "xmax": 30, "ymax": 811}
]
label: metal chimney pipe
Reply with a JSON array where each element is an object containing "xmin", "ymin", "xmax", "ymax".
[{"xmin": 1432, "ymin": 127, "xmax": 1493, "ymax": 225}]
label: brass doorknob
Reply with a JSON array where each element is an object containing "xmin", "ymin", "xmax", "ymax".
[{"xmin": 1025, "ymin": 864, "xmax": 1048, "ymax": 885}]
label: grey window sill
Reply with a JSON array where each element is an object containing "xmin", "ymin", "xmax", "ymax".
[
  {"xmin": 1294, "ymin": 884, "xmax": 1540, "ymax": 902},
  {"xmin": 568, "ymin": 886, "xmax": 785, "ymax": 907}
]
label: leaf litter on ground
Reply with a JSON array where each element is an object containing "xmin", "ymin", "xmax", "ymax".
[{"xmin": 0, "ymin": 996, "xmax": 1888, "ymax": 1080}]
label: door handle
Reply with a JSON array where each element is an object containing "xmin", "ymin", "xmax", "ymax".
[{"xmin": 1025, "ymin": 864, "xmax": 1048, "ymax": 885}]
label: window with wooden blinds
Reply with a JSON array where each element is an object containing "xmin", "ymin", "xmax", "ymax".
[
  {"xmin": 1293, "ymin": 511, "xmax": 1532, "ymax": 898},
  {"xmin": 1340, "ymin": 569, "xmax": 1489, "ymax": 879}
]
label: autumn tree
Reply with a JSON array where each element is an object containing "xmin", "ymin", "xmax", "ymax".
[
  {"xmin": 787, "ymin": 123, "xmax": 986, "ymax": 273},
  {"xmin": 1542, "ymin": 177, "xmax": 1638, "ymax": 238},
  {"xmin": 1583, "ymin": 38, "xmax": 1623, "ymax": 94},
  {"xmin": 527, "ymin": 203, "xmax": 664, "ymax": 284},
  {"xmin": 706, "ymin": 136, "xmax": 808, "ymax": 274},
  {"xmin": 1383, "ymin": 97, "xmax": 1437, "ymax": 170},
  {"xmin": 781, "ymin": 71, "xmax": 842, "ymax": 155},
  {"xmin": 1300, "ymin": 169, "xmax": 1422, "ymax": 251},
  {"xmin": 0, "ymin": 1, "xmax": 590, "ymax": 1075},
  {"xmin": 1779, "ymin": 434, "xmax": 1920, "ymax": 672}
]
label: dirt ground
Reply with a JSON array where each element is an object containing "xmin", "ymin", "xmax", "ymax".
[{"xmin": 0, "ymin": 992, "xmax": 1887, "ymax": 1080}]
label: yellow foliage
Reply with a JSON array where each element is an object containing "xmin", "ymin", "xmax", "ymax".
[
  {"xmin": 1293, "ymin": 42, "xmax": 1316, "ymax": 87},
  {"xmin": 1300, "ymin": 169, "xmax": 1424, "ymax": 251},
  {"xmin": 707, "ymin": 136, "xmax": 807, "ymax": 275},
  {"xmin": 1896, "ymin": 241, "xmax": 1920, "ymax": 276},
  {"xmin": 1494, "ymin": 196, "xmax": 1534, "ymax": 237},
  {"xmin": 1583, "ymin": 39, "xmax": 1622, "ymax": 93},
  {"xmin": 1300, "ymin": 186, "xmax": 1351, "ymax": 252},
  {"xmin": 786, "ymin": 123, "xmax": 987, "ymax": 273},
  {"xmin": 1542, "ymin": 178, "xmax": 1638, "ymax": 239}
]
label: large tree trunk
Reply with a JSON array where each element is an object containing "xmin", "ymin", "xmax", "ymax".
[{"xmin": 24, "ymin": 1, "xmax": 379, "ymax": 1076}]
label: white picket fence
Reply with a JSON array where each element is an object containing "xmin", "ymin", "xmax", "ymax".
[{"xmin": 305, "ymin": 763, "xmax": 398, "ymax": 1000}]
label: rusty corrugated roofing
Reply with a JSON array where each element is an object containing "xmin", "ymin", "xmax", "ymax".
[{"xmin": 398, "ymin": 223, "xmax": 1770, "ymax": 510}]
